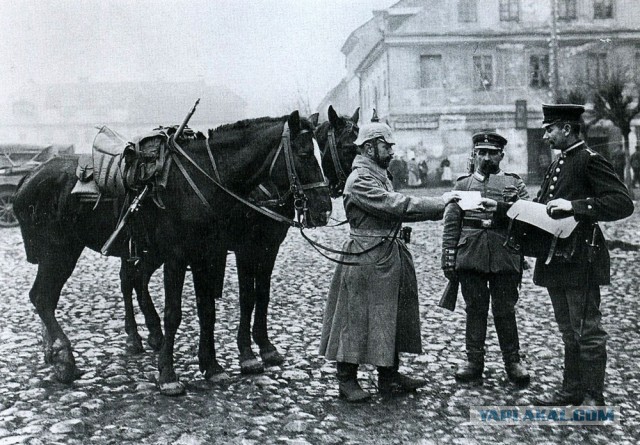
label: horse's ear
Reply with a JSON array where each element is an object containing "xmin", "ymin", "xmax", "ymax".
[
  {"xmin": 328, "ymin": 105, "xmax": 339, "ymax": 128},
  {"xmin": 351, "ymin": 107, "xmax": 360, "ymax": 124},
  {"xmin": 309, "ymin": 112, "xmax": 319, "ymax": 127},
  {"xmin": 288, "ymin": 110, "xmax": 301, "ymax": 135}
]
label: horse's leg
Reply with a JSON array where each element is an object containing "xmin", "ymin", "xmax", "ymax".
[
  {"xmin": 134, "ymin": 260, "xmax": 163, "ymax": 352},
  {"xmin": 157, "ymin": 260, "xmax": 186, "ymax": 396},
  {"xmin": 193, "ymin": 252, "xmax": 229, "ymax": 381},
  {"xmin": 30, "ymin": 248, "xmax": 84, "ymax": 383},
  {"xmin": 235, "ymin": 252, "xmax": 263, "ymax": 374},
  {"xmin": 119, "ymin": 260, "xmax": 144, "ymax": 354},
  {"xmin": 254, "ymin": 248, "xmax": 285, "ymax": 367}
]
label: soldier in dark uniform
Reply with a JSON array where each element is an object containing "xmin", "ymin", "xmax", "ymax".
[
  {"xmin": 532, "ymin": 104, "xmax": 634, "ymax": 406},
  {"xmin": 442, "ymin": 132, "xmax": 530, "ymax": 385}
]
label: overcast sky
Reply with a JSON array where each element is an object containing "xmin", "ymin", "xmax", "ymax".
[{"xmin": 0, "ymin": 0, "xmax": 394, "ymax": 116}]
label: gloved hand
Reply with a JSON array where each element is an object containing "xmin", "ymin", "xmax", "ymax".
[
  {"xmin": 502, "ymin": 185, "xmax": 519, "ymax": 203},
  {"xmin": 441, "ymin": 248, "xmax": 457, "ymax": 281},
  {"xmin": 443, "ymin": 266, "xmax": 458, "ymax": 281}
]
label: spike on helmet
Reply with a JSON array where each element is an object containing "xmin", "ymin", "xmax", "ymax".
[{"xmin": 371, "ymin": 109, "xmax": 380, "ymax": 122}]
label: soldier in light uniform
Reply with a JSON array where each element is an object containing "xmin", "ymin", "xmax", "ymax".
[
  {"xmin": 532, "ymin": 104, "xmax": 634, "ymax": 406},
  {"xmin": 441, "ymin": 131, "xmax": 530, "ymax": 385}
]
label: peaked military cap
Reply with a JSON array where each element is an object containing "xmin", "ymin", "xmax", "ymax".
[
  {"xmin": 353, "ymin": 122, "xmax": 395, "ymax": 146},
  {"xmin": 472, "ymin": 131, "xmax": 507, "ymax": 150},
  {"xmin": 542, "ymin": 103, "xmax": 585, "ymax": 127}
]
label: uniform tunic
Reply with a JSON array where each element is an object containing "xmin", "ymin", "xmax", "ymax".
[
  {"xmin": 533, "ymin": 141, "xmax": 634, "ymax": 287},
  {"xmin": 442, "ymin": 171, "xmax": 528, "ymax": 274},
  {"xmin": 319, "ymin": 155, "xmax": 445, "ymax": 367}
]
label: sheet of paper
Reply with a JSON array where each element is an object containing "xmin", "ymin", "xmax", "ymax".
[{"xmin": 456, "ymin": 191, "xmax": 483, "ymax": 211}]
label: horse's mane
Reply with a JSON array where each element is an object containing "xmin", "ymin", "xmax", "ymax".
[{"xmin": 210, "ymin": 116, "xmax": 289, "ymax": 134}]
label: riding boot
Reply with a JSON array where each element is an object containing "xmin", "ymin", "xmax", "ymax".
[
  {"xmin": 494, "ymin": 312, "xmax": 529, "ymax": 385},
  {"xmin": 377, "ymin": 354, "xmax": 426, "ymax": 396},
  {"xmin": 532, "ymin": 345, "xmax": 583, "ymax": 406},
  {"xmin": 336, "ymin": 362, "xmax": 371, "ymax": 403},
  {"xmin": 455, "ymin": 311, "xmax": 486, "ymax": 382},
  {"xmin": 581, "ymin": 359, "xmax": 607, "ymax": 406}
]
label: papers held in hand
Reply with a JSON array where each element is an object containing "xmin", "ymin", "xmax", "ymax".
[{"xmin": 456, "ymin": 191, "xmax": 484, "ymax": 211}]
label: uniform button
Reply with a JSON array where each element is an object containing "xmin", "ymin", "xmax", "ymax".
[
  {"xmin": 550, "ymin": 185, "xmax": 555, "ymax": 190},
  {"xmin": 553, "ymin": 176, "xmax": 558, "ymax": 181},
  {"xmin": 555, "ymin": 168, "xmax": 560, "ymax": 172},
  {"xmin": 549, "ymin": 194, "xmax": 554, "ymax": 198},
  {"xmin": 559, "ymin": 160, "xmax": 565, "ymax": 165},
  {"xmin": 588, "ymin": 205, "xmax": 593, "ymax": 210}
]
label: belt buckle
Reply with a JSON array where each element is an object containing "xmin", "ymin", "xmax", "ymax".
[{"xmin": 481, "ymin": 219, "xmax": 492, "ymax": 228}]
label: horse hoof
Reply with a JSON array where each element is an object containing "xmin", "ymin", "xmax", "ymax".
[
  {"xmin": 207, "ymin": 371, "xmax": 231, "ymax": 383},
  {"xmin": 158, "ymin": 381, "xmax": 186, "ymax": 396},
  {"xmin": 240, "ymin": 358, "xmax": 264, "ymax": 375},
  {"xmin": 53, "ymin": 362, "xmax": 83, "ymax": 384},
  {"xmin": 261, "ymin": 349, "xmax": 285, "ymax": 367}
]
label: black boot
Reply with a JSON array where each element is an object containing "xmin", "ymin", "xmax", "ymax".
[
  {"xmin": 455, "ymin": 356, "xmax": 484, "ymax": 382},
  {"xmin": 581, "ymin": 359, "xmax": 606, "ymax": 406},
  {"xmin": 336, "ymin": 362, "xmax": 371, "ymax": 403},
  {"xmin": 505, "ymin": 358, "xmax": 530, "ymax": 386},
  {"xmin": 377, "ymin": 367, "xmax": 425, "ymax": 397},
  {"xmin": 532, "ymin": 346, "xmax": 583, "ymax": 406}
]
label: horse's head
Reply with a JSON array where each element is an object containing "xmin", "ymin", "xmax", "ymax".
[
  {"xmin": 315, "ymin": 105, "xmax": 360, "ymax": 198},
  {"xmin": 268, "ymin": 110, "xmax": 332, "ymax": 228}
]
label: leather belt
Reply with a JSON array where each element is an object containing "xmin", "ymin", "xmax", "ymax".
[
  {"xmin": 350, "ymin": 227, "xmax": 396, "ymax": 237},
  {"xmin": 462, "ymin": 218, "xmax": 504, "ymax": 229}
]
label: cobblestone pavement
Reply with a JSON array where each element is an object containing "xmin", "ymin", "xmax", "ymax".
[{"xmin": 1, "ymin": 188, "xmax": 639, "ymax": 445}]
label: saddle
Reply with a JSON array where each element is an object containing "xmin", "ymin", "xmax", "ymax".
[
  {"xmin": 72, "ymin": 126, "xmax": 170, "ymax": 204},
  {"xmin": 504, "ymin": 200, "xmax": 579, "ymax": 264}
]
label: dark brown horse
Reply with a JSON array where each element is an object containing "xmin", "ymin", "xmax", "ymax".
[
  {"xmin": 119, "ymin": 106, "xmax": 360, "ymax": 376},
  {"xmin": 14, "ymin": 111, "xmax": 332, "ymax": 395}
]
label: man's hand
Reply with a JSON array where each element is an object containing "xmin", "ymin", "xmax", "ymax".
[
  {"xmin": 479, "ymin": 198, "xmax": 498, "ymax": 212},
  {"xmin": 441, "ymin": 248, "xmax": 457, "ymax": 280},
  {"xmin": 441, "ymin": 191, "xmax": 463, "ymax": 205},
  {"xmin": 546, "ymin": 198, "xmax": 574, "ymax": 219}
]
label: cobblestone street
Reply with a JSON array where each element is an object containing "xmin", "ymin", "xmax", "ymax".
[{"xmin": 1, "ymin": 189, "xmax": 639, "ymax": 445}]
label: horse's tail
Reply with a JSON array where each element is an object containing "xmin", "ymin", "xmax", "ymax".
[{"xmin": 13, "ymin": 157, "xmax": 79, "ymax": 264}]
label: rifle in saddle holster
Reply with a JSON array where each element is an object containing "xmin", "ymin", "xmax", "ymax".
[{"xmin": 100, "ymin": 98, "xmax": 201, "ymax": 256}]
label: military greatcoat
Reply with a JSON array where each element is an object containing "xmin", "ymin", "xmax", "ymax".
[
  {"xmin": 319, "ymin": 155, "xmax": 445, "ymax": 367},
  {"xmin": 533, "ymin": 141, "xmax": 634, "ymax": 287}
]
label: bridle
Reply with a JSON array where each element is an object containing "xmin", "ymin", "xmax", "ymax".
[
  {"xmin": 168, "ymin": 122, "xmax": 328, "ymax": 228},
  {"xmin": 321, "ymin": 120, "xmax": 357, "ymax": 197}
]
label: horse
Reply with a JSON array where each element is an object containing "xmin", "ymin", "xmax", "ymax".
[
  {"xmin": 118, "ymin": 106, "xmax": 361, "ymax": 376},
  {"xmin": 14, "ymin": 111, "xmax": 332, "ymax": 395}
]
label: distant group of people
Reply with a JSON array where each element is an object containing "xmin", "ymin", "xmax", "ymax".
[{"xmin": 388, "ymin": 156, "xmax": 453, "ymax": 190}]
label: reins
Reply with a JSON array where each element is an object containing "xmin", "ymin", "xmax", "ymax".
[{"xmin": 168, "ymin": 122, "xmax": 326, "ymax": 229}]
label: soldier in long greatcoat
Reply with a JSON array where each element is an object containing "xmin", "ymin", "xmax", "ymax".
[
  {"xmin": 441, "ymin": 131, "xmax": 530, "ymax": 386},
  {"xmin": 532, "ymin": 104, "xmax": 634, "ymax": 406},
  {"xmin": 319, "ymin": 122, "xmax": 469, "ymax": 402}
]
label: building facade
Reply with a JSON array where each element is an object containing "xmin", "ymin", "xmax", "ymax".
[
  {"xmin": 0, "ymin": 80, "xmax": 247, "ymax": 153},
  {"xmin": 320, "ymin": 0, "xmax": 640, "ymax": 181}
]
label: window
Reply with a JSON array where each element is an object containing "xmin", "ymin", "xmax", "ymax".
[
  {"xmin": 458, "ymin": 0, "xmax": 477, "ymax": 22},
  {"xmin": 594, "ymin": 0, "xmax": 613, "ymax": 19},
  {"xmin": 473, "ymin": 55, "xmax": 493, "ymax": 90},
  {"xmin": 530, "ymin": 55, "xmax": 549, "ymax": 88},
  {"xmin": 420, "ymin": 55, "xmax": 444, "ymax": 88},
  {"xmin": 558, "ymin": 0, "xmax": 577, "ymax": 20},
  {"xmin": 587, "ymin": 53, "xmax": 608, "ymax": 84},
  {"xmin": 499, "ymin": 0, "xmax": 519, "ymax": 21}
]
